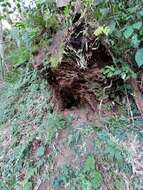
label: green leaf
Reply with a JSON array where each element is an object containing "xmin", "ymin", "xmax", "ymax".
[
  {"xmin": 138, "ymin": 9, "xmax": 143, "ymax": 16},
  {"xmin": 135, "ymin": 48, "xmax": 143, "ymax": 67},
  {"xmin": 23, "ymin": 182, "xmax": 32, "ymax": 190},
  {"xmin": 108, "ymin": 21, "xmax": 116, "ymax": 34},
  {"xmin": 123, "ymin": 26, "xmax": 134, "ymax": 39},
  {"xmin": 131, "ymin": 34, "xmax": 140, "ymax": 48},
  {"xmin": 64, "ymin": 6, "xmax": 70, "ymax": 17},
  {"xmin": 83, "ymin": 155, "xmax": 95, "ymax": 172},
  {"xmin": 132, "ymin": 21, "xmax": 142, "ymax": 30},
  {"xmin": 121, "ymin": 73, "xmax": 126, "ymax": 80},
  {"xmin": 94, "ymin": 7, "xmax": 102, "ymax": 18},
  {"xmin": 81, "ymin": 178, "xmax": 92, "ymax": 190},
  {"xmin": 0, "ymin": 15, "xmax": 5, "ymax": 20},
  {"xmin": 36, "ymin": 146, "xmax": 45, "ymax": 157},
  {"xmin": 27, "ymin": 167, "xmax": 36, "ymax": 179},
  {"xmin": 91, "ymin": 170, "xmax": 103, "ymax": 189},
  {"xmin": 9, "ymin": 47, "xmax": 30, "ymax": 66}
]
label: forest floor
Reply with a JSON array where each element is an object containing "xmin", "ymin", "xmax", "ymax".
[
  {"xmin": 0, "ymin": 16, "xmax": 143, "ymax": 190},
  {"xmin": 0, "ymin": 78, "xmax": 143, "ymax": 190}
]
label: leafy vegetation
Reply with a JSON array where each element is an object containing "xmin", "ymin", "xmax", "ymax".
[
  {"xmin": 53, "ymin": 155, "xmax": 103, "ymax": 190},
  {"xmin": 0, "ymin": 0, "xmax": 143, "ymax": 190}
]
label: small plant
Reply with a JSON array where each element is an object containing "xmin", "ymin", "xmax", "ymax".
[
  {"xmin": 8, "ymin": 47, "xmax": 30, "ymax": 66},
  {"xmin": 135, "ymin": 48, "xmax": 143, "ymax": 67},
  {"xmin": 103, "ymin": 64, "xmax": 136, "ymax": 80},
  {"xmin": 53, "ymin": 155, "xmax": 103, "ymax": 190},
  {"xmin": 78, "ymin": 155, "xmax": 103, "ymax": 190},
  {"xmin": 0, "ymin": 72, "xmax": 70, "ymax": 189},
  {"xmin": 5, "ymin": 69, "xmax": 21, "ymax": 83},
  {"xmin": 94, "ymin": 26, "xmax": 110, "ymax": 36}
]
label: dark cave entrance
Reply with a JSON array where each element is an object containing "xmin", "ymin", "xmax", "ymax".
[
  {"xmin": 60, "ymin": 88, "xmax": 79, "ymax": 109},
  {"xmin": 43, "ymin": 21, "xmax": 114, "ymax": 111},
  {"xmin": 47, "ymin": 39, "xmax": 113, "ymax": 111}
]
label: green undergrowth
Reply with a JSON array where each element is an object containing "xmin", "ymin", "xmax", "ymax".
[
  {"xmin": 0, "ymin": 73, "xmax": 143, "ymax": 190},
  {"xmin": 53, "ymin": 155, "xmax": 103, "ymax": 190},
  {"xmin": 0, "ymin": 72, "xmax": 71, "ymax": 190},
  {"xmin": 45, "ymin": 114, "xmax": 143, "ymax": 190},
  {"xmin": 0, "ymin": 0, "xmax": 143, "ymax": 189}
]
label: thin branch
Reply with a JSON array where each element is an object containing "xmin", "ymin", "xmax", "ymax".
[{"xmin": 99, "ymin": 80, "xmax": 112, "ymax": 119}]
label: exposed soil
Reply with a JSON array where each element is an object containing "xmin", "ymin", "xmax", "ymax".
[
  {"xmin": 47, "ymin": 38, "xmax": 112, "ymax": 112},
  {"xmin": 30, "ymin": 22, "xmax": 138, "ymax": 190},
  {"xmin": 32, "ymin": 20, "xmax": 114, "ymax": 113}
]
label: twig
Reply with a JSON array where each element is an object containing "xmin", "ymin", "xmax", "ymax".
[
  {"xmin": 125, "ymin": 88, "xmax": 134, "ymax": 127},
  {"xmin": 34, "ymin": 179, "xmax": 42, "ymax": 190},
  {"xmin": 99, "ymin": 80, "xmax": 112, "ymax": 119}
]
